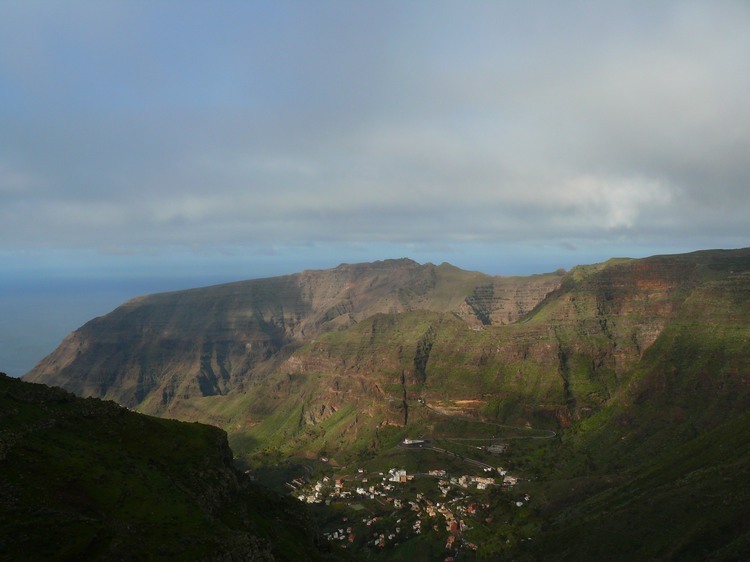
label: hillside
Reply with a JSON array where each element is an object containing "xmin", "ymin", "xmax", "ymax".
[
  {"xmin": 24, "ymin": 259, "xmax": 563, "ymax": 426},
  {"xmin": 522, "ymin": 249, "xmax": 750, "ymax": 559},
  {"xmin": 0, "ymin": 373, "xmax": 329, "ymax": 561},
  {"xmin": 24, "ymin": 251, "xmax": 750, "ymax": 458},
  {"xmin": 20, "ymin": 248, "xmax": 750, "ymax": 559}
]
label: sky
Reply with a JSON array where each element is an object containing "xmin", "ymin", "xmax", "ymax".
[{"xmin": 2, "ymin": 0, "xmax": 750, "ymax": 375}]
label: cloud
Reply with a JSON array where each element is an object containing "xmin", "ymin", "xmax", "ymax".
[
  {"xmin": 554, "ymin": 175, "xmax": 674, "ymax": 231},
  {"xmin": 0, "ymin": 1, "xmax": 748, "ymax": 272},
  {"xmin": 0, "ymin": 162, "xmax": 43, "ymax": 193}
]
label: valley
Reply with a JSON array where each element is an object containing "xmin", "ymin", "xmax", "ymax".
[
  {"xmin": 19, "ymin": 248, "xmax": 750, "ymax": 560},
  {"xmin": 253, "ymin": 398, "xmax": 552, "ymax": 560}
]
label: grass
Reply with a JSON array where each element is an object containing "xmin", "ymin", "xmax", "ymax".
[
  {"xmin": 18, "ymin": 249, "xmax": 750, "ymax": 560},
  {"xmin": 0, "ymin": 374, "xmax": 331, "ymax": 562}
]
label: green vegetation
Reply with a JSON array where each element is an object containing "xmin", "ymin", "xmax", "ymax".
[
  {"xmin": 18, "ymin": 248, "xmax": 750, "ymax": 559},
  {"xmin": 0, "ymin": 374, "xmax": 331, "ymax": 562}
]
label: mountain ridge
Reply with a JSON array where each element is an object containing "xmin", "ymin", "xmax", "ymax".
[
  {"xmin": 24, "ymin": 258, "xmax": 564, "ymax": 412},
  {"xmin": 23, "ymin": 248, "xmax": 750, "ymax": 461},
  {"xmin": 17, "ymin": 247, "xmax": 750, "ymax": 560}
]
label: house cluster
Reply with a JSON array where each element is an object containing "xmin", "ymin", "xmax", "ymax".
[
  {"xmin": 292, "ymin": 464, "xmax": 525, "ymax": 553},
  {"xmin": 322, "ymin": 526, "xmax": 355, "ymax": 544},
  {"xmin": 442, "ymin": 470, "xmax": 518, "ymax": 491},
  {"xmin": 389, "ymin": 468, "xmax": 410, "ymax": 483},
  {"xmin": 454, "ymin": 474, "xmax": 496, "ymax": 489},
  {"xmin": 294, "ymin": 465, "xmax": 519, "ymax": 505},
  {"xmin": 293, "ymin": 475, "xmax": 353, "ymax": 504}
]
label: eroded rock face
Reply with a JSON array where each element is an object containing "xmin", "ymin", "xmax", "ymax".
[
  {"xmin": 24, "ymin": 260, "xmax": 561, "ymax": 410},
  {"xmin": 23, "ymin": 249, "xmax": 750, "ymax": 455},
  {"xmin": 255, "ymin": 250, "xmax": 750, "ymax": 430},
  {"xmin": 457, "ymin": 273, "xmax": 566, "ymax": 326}
]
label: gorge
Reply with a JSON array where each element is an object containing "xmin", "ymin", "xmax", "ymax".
[{"xmin": 16, "ymin": 248, "xmax": 750, "ymax": 560}]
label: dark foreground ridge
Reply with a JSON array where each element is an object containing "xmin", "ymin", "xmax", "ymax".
[{"xmin": 0, "ymin": 373, "xmax": 331, "ymax": 562}]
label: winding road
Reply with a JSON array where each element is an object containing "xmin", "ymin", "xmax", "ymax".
[
  {"xmin": 420, "ymin": 400, "xmax": 557, "ymax": 440},
  {"xmin": 395, "ymin": 399, "xmax": 557, "ymax": 471}
]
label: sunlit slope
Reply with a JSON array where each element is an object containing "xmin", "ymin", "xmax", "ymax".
[
  {"xmin": 24, "ymin": 259, "xmax": 561, "ymax": 415},
  {"xmin": 23, "ymin": 249, "xmax": 750, "ymax": 466},
  {"xmin": 224, "ymin": 250, "xmax": 748, "ymax": 455}
]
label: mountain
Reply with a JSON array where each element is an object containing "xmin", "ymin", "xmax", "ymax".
[
  {"xmin": 522, "ymin": 249, "xmax": 750, "ymax": 560},
  {"xmin": 21, "ymin": 248, "xmax": 750, "ymax": 559},
  {"xmin": 25, "ymin": 251, "xmax": 749, "ymax": 454},
  {"xmin": 24, "ymin": 258, "xmax": 563, "ymax": 434},
  {"xmin": 0, "ymin": 373, "xmax": 329, "ymax": 562}
]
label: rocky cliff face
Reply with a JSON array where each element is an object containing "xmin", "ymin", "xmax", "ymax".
[
  {"xmin": 24, "ymin": 259, "xmax": 562, "ymax": 410},
  {"xmin": 23, "ymin": 249, "xmax": 750, "ymax": 459}
]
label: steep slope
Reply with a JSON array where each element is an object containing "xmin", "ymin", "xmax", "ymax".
[
  {"xmin": 0, "ymin": 373, "xmax": 328, "ymax": 562},
  {"xmin": 23, "ymin": 250, "xmax": 750, "ymax": 466},
  {"xmin": 24, "ymin": 259, "xmax": 562, "ymax": 414},
  {"xmin": 524, "ymin": 254, "xmax": 750, "ymax": 560},
  {"xmin": 16, "ymin": 249, "xmax": 750, "ymax": 560}
]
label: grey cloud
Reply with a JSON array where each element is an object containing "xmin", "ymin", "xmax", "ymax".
[{"xmin": 0, "ymin": 1, "xmax": 748, "ymax": 264}]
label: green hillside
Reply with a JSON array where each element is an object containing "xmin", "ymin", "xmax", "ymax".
[
  {"xmin": 0, "ymin": 373, "xmax": 330, "ymax": 562},
  {"xmin": 523, "ymin": 254, "xmax": 750, "ymax": 560},
  {"xmin": 18, "ymin": 248, "xmax": 750, "ymax": 559}
]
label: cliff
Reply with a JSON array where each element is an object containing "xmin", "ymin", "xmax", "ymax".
[
  {"xmin": 16, "ymin": 248, "xmax": 750, "ymax": 560},
  {"xmin": 23, "ymin": 250, "xmax": 750, "ymax": 463},
  {"xmin": 24, "ymin": 259, "xmax": 562, "ymax": 413}
]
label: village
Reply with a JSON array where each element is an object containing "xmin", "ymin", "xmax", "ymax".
[{"xmin": 288, "ymin": 439, "xmax": 531, "ymax": 558}]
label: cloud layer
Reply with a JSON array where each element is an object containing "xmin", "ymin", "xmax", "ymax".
[{"xmin": 1, "ymin": 1, "xmax": 749, "ymax": 274}]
